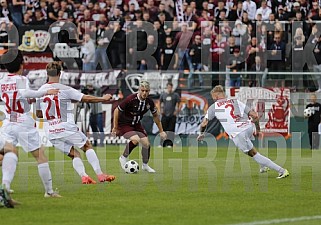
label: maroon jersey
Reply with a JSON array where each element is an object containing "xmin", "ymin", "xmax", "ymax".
[{"xmin": 118, "ymin": 93, "xmax": 157, "ymax": 125}]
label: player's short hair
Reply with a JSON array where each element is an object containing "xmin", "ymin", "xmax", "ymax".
[
  {"xmin": 311, "ymin": 93, "xmax": 317, "ymax": 98},
  {"xmin": 46, "ymin": 62, "xmax": 62, "ymax": 77},
  {"xmin": 139, "ymin": 80, "xmax": 150, "ymax": 90},
  {"xmin": 211, "ymin": 85, "xmax": 224, "ymax": 94},
  {"xmin": 1, "ymin": 49, "xmax": 23, "ymax": 73}
]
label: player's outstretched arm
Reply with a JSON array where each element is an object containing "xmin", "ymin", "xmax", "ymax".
[
  {"xmin": 81, "ymin": 94, "xmax": 113, "ymax": 103},
  {"xmin": 197, "ymin": 118, "xmax": 209, "ymax": 141},
  {"xmin": 111, "ymin": 108, "xmax": 119, "ymax": 137},
  {"xmin": 248, "ymin": 109, "xmax": 260, "ymax": 133},
  {"xmin": 152, "ymin": 111, "xmax": 167, "ymax": 140},
  {"xmin": 20, "ymin": 89, "xmax": 60, "ymax": 98}
]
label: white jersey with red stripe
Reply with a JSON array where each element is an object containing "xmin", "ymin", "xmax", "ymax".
[
  {"xmin": 0, "ymin": 74, "xmax": 35, "ymax": 127},
  {"xmin": 206, "ymin": 98, "xmax": 252, "ymax": 138},
  {"xmin": 37, "ymin": 82, "xmax": 84, "ymax": 139}
]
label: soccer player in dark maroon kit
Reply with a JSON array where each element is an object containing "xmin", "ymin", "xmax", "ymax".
[{"xmin": 112, "ymin": 81, "xmax": 167, "ymax": 173}]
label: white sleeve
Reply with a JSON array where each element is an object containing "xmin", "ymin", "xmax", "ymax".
[
  {"xmin": 20, "ymin": 89, "xmax": 47, "ymax": 98},
  {"xmin": 65, "ymin": 88, "xmax": 84, "ymax": 102},
  {"xmin": 207, "ymin": 104, "xmax": 216, "ymax": 121}
]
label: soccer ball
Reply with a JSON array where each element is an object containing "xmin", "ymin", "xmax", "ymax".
[
  {"xmin": 124, "ymin": 160, "xmax": 139, "ymax": 174},
  {"xmin": 304, "ymin": 108, "xmax": 312, "ymax": 117}
]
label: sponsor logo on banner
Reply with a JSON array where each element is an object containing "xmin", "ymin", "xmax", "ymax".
[
  {"xmin": 26, "ymin": 70, "xmax": 121, "ymax": 90},
  {"xmin": 125, "ymin": 72, "xmax": 179, "ymax": 95},
  {"xmin": 19, "ymin": 30, "xmax": 50, "ymax": 52},
  {"xmin": 23, "ymin": 53, "xmax": 54, "ymax": 70},
  {"xmin": 53, "ymin": 43, "xmax": 81, "ymax": 58},
  {"xmin": 227, "ymin": 87, "xmax": 290, "ymax": 136}
]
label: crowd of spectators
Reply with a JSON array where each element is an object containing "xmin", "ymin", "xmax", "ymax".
[{"xmin": 1, "ymin": 0, "xmax": 321, "ymax": 90}]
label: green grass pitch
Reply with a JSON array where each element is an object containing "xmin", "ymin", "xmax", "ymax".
[{"xmin": 1, "ymin": 143, "xmax": 321, "ymax": 225}]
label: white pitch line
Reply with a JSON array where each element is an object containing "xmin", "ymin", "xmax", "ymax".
[{"xmin": 229, "ymin": 215, "xmax": 321, "ymax": 225}]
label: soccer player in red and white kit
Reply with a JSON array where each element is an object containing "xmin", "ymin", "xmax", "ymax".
[
  {"xmin": 112, "ymin": 81, "xmax": 167, "ymax": 173},
  {"xmin": 36, "ymin": 62, "xmax": 115, "ymax": 184},
  {"xmin": 197, "ymin": 85, "xmax": 289, "ymax": 179},
  {"xmin": 0, "ymin": 49, "xmax": 62, "ymax": 198}
]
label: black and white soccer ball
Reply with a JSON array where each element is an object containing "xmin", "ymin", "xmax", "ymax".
[
  {"xmin": 124, "ymin": 160, "xmax": 139, "ymax": 174},
  {"xmin": 304, "ymin": 108, "xmax": 312, "ymax": 117}
]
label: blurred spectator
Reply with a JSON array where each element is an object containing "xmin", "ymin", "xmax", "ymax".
[
  {"xmin": 313, "ymin": 36, "xmax": 321, "ymax": 92},
  {"xmin": 110, "ymin": 21, "xmax": 126, "ymax": 69},
  {"xmin": 47, "ymin": 0, "xmax": 59, "ymax": 24},
  {"xmin": 291, "ymin": 27, "xmax": 305, "ymax": 91},
  {"xmin": 87, "ymin": 84, "xmax": 105, "ymax": 147},
  {"xmin": 242, "ymin": 11, "xmax": 252, "ymax": 26},
  {"xmin": 139, "ymin": 34, "xmax": 160, "ymax": 71},
  {"xmin": 160, "ymin": 0, "xmax": 174, "ymax": 17},
  {"xmin": 95, "ymin": 21, "xmax": 110, "ymax": 71},
  {"xmin": 142, "ymin": 10, "xmax": 152, "ymax": 23},
  {"xmin": 310, "ymin": 3, "xmax": 321, "ymax": 20},
  {"xmin": 211, "ymin": 33, "xmax": 226, "ymax": 79},
  {"xmin": 255, "ymin": 0, "xmax": 272, "ymax": 21},
  {"xmin": 183, "ymin": 6, "xmax": 197, "ymax": 30},
  {"xmin": 31, "ymin": 9, "xmax": 45, "ymax": 25},
  {"xmin": 158, "ymin": 2, "xmax": 172, "ymax": 21},
  {"xmin": 226, "ymin": 47, "xmax": 245, "ymax": 87},
  {"xmin": 289, "ymin": 2, "xmax": 304, "ymax": 19},
  {"xmin": 127, "ymin": 19, "xmax": 147, "ymax": 69},
  {"xmin": 232, "ymin": 20, "xmax": 247, "ymax": 46},
  {"xmin": 246, "ymin": 37, "xmax": 262, "ymax": 70},
  {"xmin": 268, "ymin": 32, "xmax": 286, "ymax": 87},
  {"xmin": 144, "ymin": 0, "xmax": 159, "ymax": 22},
  {"xmin": 109, "ymin": 7, "xmax": 124, "ymax": 26},
  {"xmin": 201, "ymin": 26, "xmax": 212, "ymax": 70},
  {"xmin": 22, "ymin": 12, "xmax": 32, "ymax": 25},
  {"xmin": 0, "ymin": 0, "xmax": 11, "ymax": 22},
  {"xmin": 198, "ymin": 10, "xmax": 212, "ymax": 29},
  {"xmin": 228, "ymin": 1, "xmax": 243, "ymax": 21},
  {"xmin": 154, "ymin": 20, "xmax": 166, "ymax": 50},
  {"xmin": 214, "ymin": 0, "xmax": 228, "ymax": 19},
  {"xmin": 222, "ymin": 36, "xmax": 239, "ymax": 87},
  {"xmin": 308, "ymin": 1, "xmax": 320, "ymax": 21},
  {"xmin": 275, "ymin": 5, "xmax": 288, "ymax": 21},
  {"xmin": 242, "ymin": 0, "xmax": 256, "ymax": 21},
  {"xmin": 159, "ymin": 82, "xmax": 180, "ymax": 148},
  {"xmin": 9, "ymin": 0, "xmax": 24, "ymax": 27},
  {"xmin": 292, "ymin": 11, "xmax": 308, "ymax": 37},
  {"xmin": 81, "ymin": 34, "xmax": 95, "ymax": 71},
  {"xmin": 174, "ymin": 23, "xmax": 193, "ymax": 71},
  {"xmin": 160, "ymin": 36, "xmax": 178, "ymax": 71},
  {"xmin": 250, "ymin": 56, "xmax": 266, "ymax": 87},
  {"xmin": 188, "ymin": 35, "xmax": 203, "ymax": 88},
  {"xmin": 305, "ymin": 94, "xmax": 321, "ymax": 149}
]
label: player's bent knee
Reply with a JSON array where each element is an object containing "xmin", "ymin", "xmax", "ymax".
[
  {"xmin": 68, "ymin": 147, "xmax": 81, "ymax": 159},
  {"xmin": 247, "ymin": 149, "xmax": 257, "ymax": 157},
  {"xmin": 131, "ymin": 139, "xmax": 140, "ymax": 145},
  {"xmin": 82, "ymin": 140, "xmax": 92, "ymax": 151}
]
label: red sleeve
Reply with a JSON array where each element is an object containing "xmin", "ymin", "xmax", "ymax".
[
  {"xmin": 118, "ymin": 94, "xmax": 134, "ymax": 112},
  {"xmin": 149, "ymin": 98, "xmax": 157, "ymax": 114}
]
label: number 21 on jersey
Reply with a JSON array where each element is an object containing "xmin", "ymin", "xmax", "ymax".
[{"xmin": 43, "ymin": 96, "xmax": 61, "ymax": 120}]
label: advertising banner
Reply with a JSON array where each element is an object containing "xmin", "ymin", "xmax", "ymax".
[{"xmin": 226, "ymin": 87, "xmax": 291, "ymax": 136}]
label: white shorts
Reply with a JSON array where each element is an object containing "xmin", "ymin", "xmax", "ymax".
[
  {"xmin": 231, "ymin": 126, "xmax": 255, "ymax": 153},
  {"xmin": 50, "ymin": 131, "xmax": 87, "ymax": 154},
  {"xmin": 1, "ymin": 123, "xmax": 41, "ymax": 152}
]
